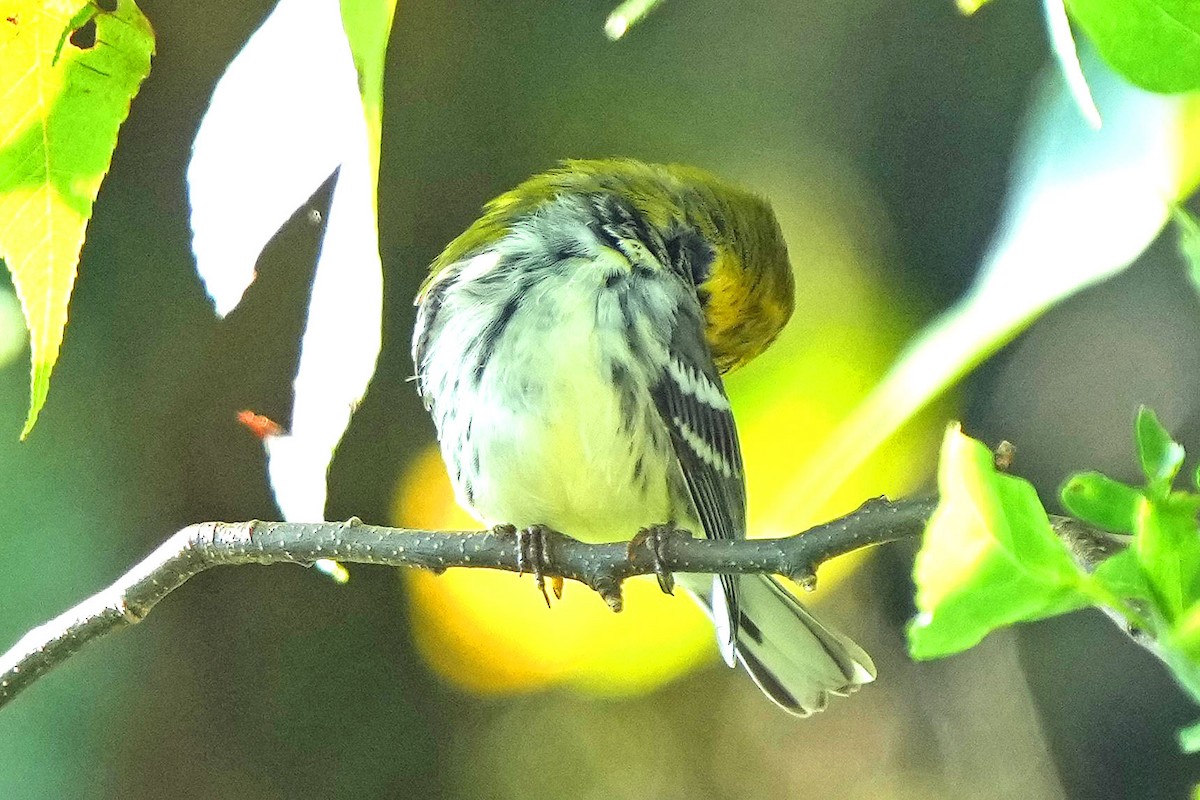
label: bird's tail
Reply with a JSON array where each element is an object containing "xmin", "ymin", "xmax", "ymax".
[{"xmin": 702, "ymin": 573, "xmax": 876, "ymax": 716}]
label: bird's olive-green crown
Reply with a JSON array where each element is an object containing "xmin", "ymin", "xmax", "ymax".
[{"xmin": 422, "ymin": 159, "xmax": 795, "ymax": 373}]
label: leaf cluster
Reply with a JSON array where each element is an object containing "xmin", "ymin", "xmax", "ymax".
[{"xmin": 911, "ymin": 408, "xmax": 1200, "ymax": 750}]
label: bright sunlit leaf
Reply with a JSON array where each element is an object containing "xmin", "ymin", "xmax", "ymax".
[
  {"xmin": 189, "ymin": 0, "xmax": 396, "ymax": 528},
  {"xmin": 909, "ymin": 425, "xmax": 1092, "ymax": 659},
  {"xmin": 339, "ymin": 0, "xmax": 398, "ymax": 156},
  {"xmin": 189, "ymin": 0, "xmax": 365, "ymax": 317},
  {"xmin": 1066, "ymin": 0, "xmax": 1200, "ymax": 94},
  {"xmin": 1174, "ymin": 598, "xmax": 1200, "ymax": 655},
  {"xmin": 0, "ymin": 0, "xmax": 153, "ymax": 437},
  {"xmin": 781, "ymin": 51, "xmax": 1186, "ymax": 518}
]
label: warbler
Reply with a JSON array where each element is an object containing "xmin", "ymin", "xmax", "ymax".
[{"xmin": 411, "ymin": 159, "xmax": 875, "ymax": 714}]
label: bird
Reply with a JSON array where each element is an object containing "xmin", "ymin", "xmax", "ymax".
[{"xmin": 411, "ymin": 158, "xmax": 875, "ymax": 715}]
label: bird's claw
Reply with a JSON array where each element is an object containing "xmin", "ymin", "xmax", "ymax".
[
  {"xmin": 496, "ymin": 523, "xmax": 555, "ymax": 607},
  {"xmin": 629, "ymin": 523, "xmax": 678, "ymax": 595}
]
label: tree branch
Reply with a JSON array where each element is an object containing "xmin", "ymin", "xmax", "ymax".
[
  {"xmin": 0, "ymin": 496, "xmax": 932, "ymax": 711},
  {"xmin": 0, "ymin": 495, "xmax": 1121, "ymax": 713}
]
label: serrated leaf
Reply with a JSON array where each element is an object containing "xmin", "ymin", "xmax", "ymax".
[
  {"xmin": 1066, "ymin": 0, "xmax": 1200, "ymax": 94},
  {"xmin": 0, "ymin": 0, "xmax": 154, "ymax": 438},
  {"xmin": 1060, "ymin": 471, "xmax": 1142, "ymax": 534},
  {"xmin": 1136, "ymin": 406, "xmax": 1185, "ymax": 493},
  {"xmin": 908, "ymin": 425, "xmax": 1091, "ymax": 659}
]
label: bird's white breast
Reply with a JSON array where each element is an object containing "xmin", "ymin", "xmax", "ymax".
[{"xmin": 417, "ymin": 230, "xmax": 684, "ymax": 544}]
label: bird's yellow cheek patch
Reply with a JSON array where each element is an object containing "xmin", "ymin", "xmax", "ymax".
[
  {"xmin": 701, "ymin": 250, "xmax": 786, "ymax": 374},
  {"xmin": 394, "ymin": 446, "xmax": 713, "ymax": 696},
  {"xmin": 701, "ymin": 253, "xmax": 748, "ymax": 339}
]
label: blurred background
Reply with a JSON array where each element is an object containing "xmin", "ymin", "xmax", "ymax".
[{"xmin": 3, "ymin": 0, "xmax": 1200, "ymax": 797}]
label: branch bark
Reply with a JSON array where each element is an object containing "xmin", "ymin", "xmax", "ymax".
[
  {"xmin": 0, "ymin": 495, "xmax": 1120, "ymax": 713},
  {"xmin": 0, "ymin": 496, "xmax": 937, "ymax": 711}
]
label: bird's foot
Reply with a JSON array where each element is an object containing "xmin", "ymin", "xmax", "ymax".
[
  {"xmin": 494, "ymin": 523, "xmax": 559, "ymax": 606},
  {"xmin": 629, "ymin": 523, "xmax": 681, "ymax": 595}
]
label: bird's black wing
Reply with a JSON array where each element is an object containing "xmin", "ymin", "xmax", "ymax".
[{"xmin": 649, "ymin": 303, "xmax": 747, "ymax": 657}]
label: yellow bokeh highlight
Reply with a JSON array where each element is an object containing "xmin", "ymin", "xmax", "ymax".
[
  {"xmin": 398, "ymin": 446, "xmax": 713, "ymax": 696},
  {"xmin": 955, "ymin": 0, "xmax": 991, "ymax": 16},
  {"xmin": 733, "ymin": 175, "xmax": 945, "ymax": 595},
  {"xmin": 394, "ymin": 163, "xmax": 946, "ymax": 698}
]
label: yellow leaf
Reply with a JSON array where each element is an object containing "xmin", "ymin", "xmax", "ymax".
[{"xmin": 0, "ymin": 0, "xmax": 154, "ymax": 437}]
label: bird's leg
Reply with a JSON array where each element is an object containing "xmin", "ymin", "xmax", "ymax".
[
  {"xmin": 629, "ymin": 523, "xmax": 681, "ymax": 595},
  {"xmin": 494, "ymin": 523, "xmax": 555, "ymax": 607}
]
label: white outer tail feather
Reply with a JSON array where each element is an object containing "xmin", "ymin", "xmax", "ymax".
[{"xmin": 692, "ymin": 573, "xmax": 876, "ymax": 716}]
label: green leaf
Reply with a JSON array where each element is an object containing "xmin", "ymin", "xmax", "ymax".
[
  {"xmin": 908, "ymin": 425, "xmax": 1092, "ymax": 659},
  {"xmin": 1173, "ymin": 599, "xmax": 1200, "ymax": 656},
  {"xmin": 1159, "ymin": 634, "xmax": 1200, "ymax": 708},
  {"xmin": 338, "ymin": 0, "xmax": 397, "ymax": 165},
  {"xmin": 1066, "ymin": 0, "xmax": 1200, "ymax": 94},
  {"xmin": 1135, "ymin": 406, "xmax": 1186, "ymax": 494},
  {"xmin": 0, "ymin": 0, "xmax": 154, "ymax": 438},
  {"xmin": 1173, "ymin": 205, "xmax": 1200, "ymax": 297},
  {"xmin": 1178, "ymin": 719, "xmax": 1200, "ymax": 753},
  {"xmin": 1060, "ymin": 471, "xmax": 1142, "ymax": 534},
  {"xmin": 1136, "ymin": 499, "xmax": 1200, "ymax": 621},
  {"xmin": 1091, "ymin": 548, "xmax": 1153, "ymax": 604}
]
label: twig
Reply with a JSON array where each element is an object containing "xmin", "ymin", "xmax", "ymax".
[
  {"xmin": 0, "ymin": 496, "xmax": 938, "ymax": 711},
  {"xmin": 1, "ymin": 496, "xmax": 1126, "ymax": 713}
]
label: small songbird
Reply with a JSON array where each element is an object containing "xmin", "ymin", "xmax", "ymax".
[{"xmin": 411, "ymin": 159, "xmax": 875, "ymax": 714}]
